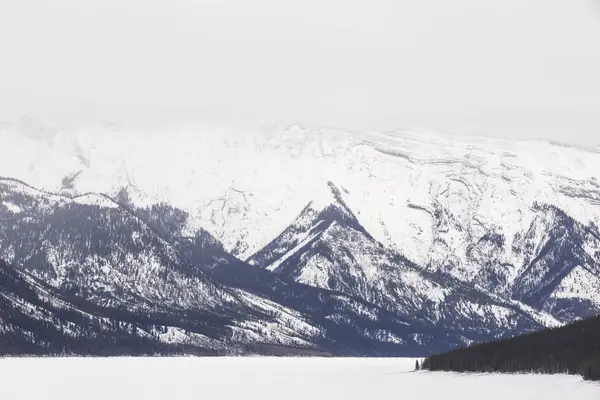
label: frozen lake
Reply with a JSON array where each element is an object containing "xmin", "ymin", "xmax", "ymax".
[{"xmin": 0, "ymin": 357, "xmax": 597, "ymax": 399}]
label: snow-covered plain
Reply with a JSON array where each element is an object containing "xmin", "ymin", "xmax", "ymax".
[{"xmin": 0, "ymin": 357, "xmax": 597, "ymax": 399}]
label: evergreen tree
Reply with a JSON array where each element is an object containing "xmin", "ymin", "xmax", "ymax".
[{"xmin": 421, "ymin": 315, "xmax": 600, "ymax": 381}]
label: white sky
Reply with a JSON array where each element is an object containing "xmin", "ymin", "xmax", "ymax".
[{"xmin": 1, "ymin": 0, "xmax": 599, "ymax": 144}]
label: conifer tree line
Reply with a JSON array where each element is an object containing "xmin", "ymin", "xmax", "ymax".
[{"xmin": 421, "ymin": 314, "xmax": 600, "ymax": 381}]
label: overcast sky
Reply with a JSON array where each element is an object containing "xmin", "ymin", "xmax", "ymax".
[{"xmin": 1, "ymin": 0, "xmax": 599, "ymax": 144}]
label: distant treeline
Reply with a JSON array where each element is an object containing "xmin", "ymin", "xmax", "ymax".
[{"xmin": 422, "ymin": 315, "xmax": 600, "ymax": 381}]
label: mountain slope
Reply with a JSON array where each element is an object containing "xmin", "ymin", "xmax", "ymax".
[
  {"xmin": 176, "ymin": 230, "xmax": 473, "ymax": 355},
  {"xmin": 249, "ymin": 182, "xmax": 557, "ymax": 343},
  {"xmin": 1, "ymin": 176, "xmax": 478, "ymax": 355},
  {"xmin": 3, "ymin": 123, "xmax": 599, "ymax": 262},
  {"xmin": 0, "ymin": 258, "xmax": 224, "ymax": 356},
  {"xmin": 0, "ymin": 177, "xmax": 550, "ymax": 355},
  {"xmin": 424, "ymin": 196, "xmax": 600, "ymax": 323},
  {"xmin": 510, "ymin": 203, "xmax": 600, "ymax": 321},
  {"xmin": 3, "ymin": 123, "xmax": 599, "ymax": 316},
  {"xmin": 0, "ymin": 178, "xmax": 326, "ymax": 352}
]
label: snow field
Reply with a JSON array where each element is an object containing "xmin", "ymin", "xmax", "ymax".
[{"xmin": 0, "ymin": 357, "xmax": 597, "ymax": 400}]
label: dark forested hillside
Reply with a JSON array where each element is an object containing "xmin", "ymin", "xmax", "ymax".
[
  {"xmin": 422, "ymin": 314, "xmax": 600, "ymax": 380},
  {"xmin": 0, "ymin": 258, "xmax": 232, "ymax": 356}
]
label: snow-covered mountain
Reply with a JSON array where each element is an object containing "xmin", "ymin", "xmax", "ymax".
[
  {"xmin": 1, "ymin": 118, "xmax": 600, "ymax": 355},
  {"xmin": 249, "ymin": 181, "xmax": 559, "ymax": 334},
  {"xmin": 0, "ymin": 178, "xmax": 325, "ymax": 353},
  {"xmin": 0, "ymin": 177, "xmax": 484, "ymax": 355}
]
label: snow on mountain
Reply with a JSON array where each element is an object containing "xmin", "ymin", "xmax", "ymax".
[
  {"xmin": 2, "ymin": 121, "xmax": 599, "ymax": 263},
  {"xmin": 0, "ymin": 178, "xmax": 330, "ymax": 352},
  {"xmin": 2, "ymin": 177, "xmax": 484, "ymax": 355},
  {"xmin": 0, "ymin": 258, "xmax": 226, "ymax": 355},
  {"xmin": 551, "ymin": 265, "xmax": 600, "ymax": 299},
  {"xmin": 509, "ymin": 203, "xmax": 600, "ymax": 321},
  {"xmin": 2, "ymin": 118, "xmax": 600, "ymax": 353},
  {"xmin": 248, "ymin": 181, "xmax": 558, "ymax": 341}
]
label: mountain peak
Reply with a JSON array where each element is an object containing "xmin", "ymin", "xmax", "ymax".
[
  {"xmin": 247, "ymin": 180, "xmax": 374, "ymax": 271},
  {"xmin": 290, "ymin": 181, "xmax": 376, "ymax": 243},
  {"xmin": 304, "ymin": 181, "xmax": 354, "ymax": 219}
]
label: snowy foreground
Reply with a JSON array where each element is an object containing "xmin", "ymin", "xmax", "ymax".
[{"xmin": 0, "ymin": 357, "xmax": 597, "ymax": 399}]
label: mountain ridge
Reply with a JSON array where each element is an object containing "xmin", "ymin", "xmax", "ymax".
[
  {"xmin": 2, "ymin": 123, "xmax": 600, "ymax": 355},
  {"xmin": 0, "ymin": 176, "xmax": 560, "ymax": 355},
  {"xmin": 1, "ymin": 177, "xmax": 500, "ymax": 355}
]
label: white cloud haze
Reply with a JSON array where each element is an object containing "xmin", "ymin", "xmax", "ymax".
[{"xmin": 0, "ymin": 0, "xmax": 599, "ymax": 144}]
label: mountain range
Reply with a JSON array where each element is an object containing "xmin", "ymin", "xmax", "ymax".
[{"xmin": 1, "ymin": 118, "xmax": 599, "ymax": 356}]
